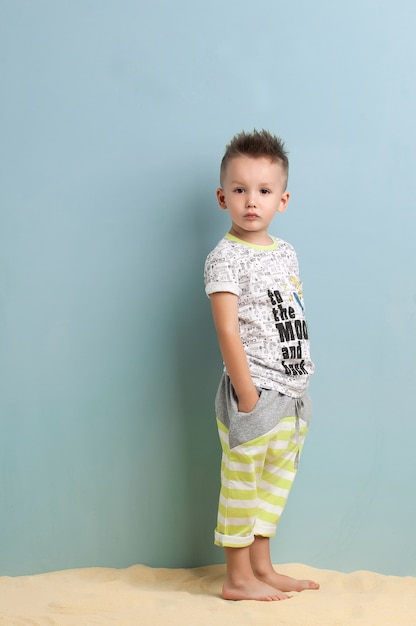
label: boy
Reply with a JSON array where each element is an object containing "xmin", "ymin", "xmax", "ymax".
[{"xmin": 204, "ymin": 130, "xmax": 319, "ymax": 601}]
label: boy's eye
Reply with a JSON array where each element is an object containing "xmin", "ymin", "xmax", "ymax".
[
  {"xmin": 234, "ymin": 187, "xmax": 244, "ymax": 193},
  {"xmin": 260, "ymin": 188, "xmax": 270, "ymax": 194}
]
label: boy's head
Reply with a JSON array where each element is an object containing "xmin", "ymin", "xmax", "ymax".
[
  {"xmin": 216, "ymin": 130, "xmax": 290, "ymax": 246},
  {"xmin": 220, "ymin": 129, "xmax": 289, "ymax": 189}
]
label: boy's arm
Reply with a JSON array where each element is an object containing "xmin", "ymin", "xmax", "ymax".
[{"xmin": 210, "ymin": 291, "xmax": 259, "ymax": 413}]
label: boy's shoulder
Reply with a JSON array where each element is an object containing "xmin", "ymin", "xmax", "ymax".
[{"xmin": 272, "ymin": 236, "xmax": 297, "ymax": 253}]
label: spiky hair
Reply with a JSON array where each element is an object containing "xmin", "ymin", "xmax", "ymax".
[{"xmin": 220, "ymin": 129, "xmax": 289, "ymax": 188}]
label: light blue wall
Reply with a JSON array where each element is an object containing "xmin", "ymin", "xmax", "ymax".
[{"xmin": 1, "ymin": 0, "xmax": 415, "ymax": 577}]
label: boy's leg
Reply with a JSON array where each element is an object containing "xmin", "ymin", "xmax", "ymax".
[
  {"xmin": 215, "ymin": 421, "xmax": 289, "ymax": 600},
  {"xmin": 250, "ymin": 416, "xmax": 319, "ymax": 592},
  {"xmin": 222, "ymin": 545, "xmax": 289, "ymax": 601},
  {"xmin": 214, "ymin": 420, "xmax": 262, "ymax": 548},
  {"xmin": 252, "ymin": 415, "xmax": 308, "ymax": 539},
  {"xmin": 249, "ymin": 536, "xmax": 320, "ymax": 592},
  {"xmin": 215, "ymin": 403, "xmax": 318, "ymax": 597}
]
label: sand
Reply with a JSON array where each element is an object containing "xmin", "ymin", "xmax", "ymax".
[{"xmin": 0, "ymin": 562, "xmax": 415, "ymax": 625}]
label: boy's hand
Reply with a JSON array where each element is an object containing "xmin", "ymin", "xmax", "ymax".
[{"xmin": 237, "ymin": 389, "xmax": 260, "ymax": 414}]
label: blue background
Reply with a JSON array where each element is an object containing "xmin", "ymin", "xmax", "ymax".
[{"xmin": 1, "ymin": 0, "xmax": 415, "ymax": 577}]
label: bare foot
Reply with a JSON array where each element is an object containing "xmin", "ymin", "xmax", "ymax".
[
  {"xmin": 255, "ymin": 570, "xmax": 320, "ymax": 593},
  {"xmin": 222, "ymin": 577, "xmax": 290, "ymax": 601}
]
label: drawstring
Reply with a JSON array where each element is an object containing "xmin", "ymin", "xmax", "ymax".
[{"xmin": 294, "ymin": 398, "xmax": 303, "ymax": 469}]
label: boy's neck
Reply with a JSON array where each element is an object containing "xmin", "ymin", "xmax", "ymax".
[{"xmin": 228, "ymin": 227, "xmax": 274, "ymax": 247}]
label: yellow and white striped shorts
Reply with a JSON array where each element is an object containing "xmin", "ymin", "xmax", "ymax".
[{"xmin": 214, "ymin": 374, "xmax": 310, "ymax": 548}]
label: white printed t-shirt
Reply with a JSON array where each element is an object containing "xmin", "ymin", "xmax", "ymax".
[{"xmin": 204, "ymin": 233, "xmax": 314, "ymax": 398}]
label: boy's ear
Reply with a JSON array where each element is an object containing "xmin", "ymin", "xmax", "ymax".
[
  {"xmin": 276, "ymin": 191, "xmax": 290, "ymax": 214},
  {"xmin": 216, "ymin": 187, "xmax": 227, "ymax": 210}
]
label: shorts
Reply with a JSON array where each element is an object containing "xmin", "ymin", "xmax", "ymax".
[{"xmin": 214, "ymin": 374, "xmax": 311, "ymax": 548}]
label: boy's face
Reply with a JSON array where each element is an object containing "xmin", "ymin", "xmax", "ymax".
[{"xmin": 217, "ymin": 156, "xmax": 290, "ymax": 245}]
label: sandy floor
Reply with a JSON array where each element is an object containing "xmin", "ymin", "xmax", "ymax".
[{"xmin": 0, "ymin": 562, "xmax": 415, "ymax": 625}]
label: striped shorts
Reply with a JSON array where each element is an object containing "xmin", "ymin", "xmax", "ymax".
[{"xmin": 214, "ymin": 374, "xmax": 310, "ymax": 548}]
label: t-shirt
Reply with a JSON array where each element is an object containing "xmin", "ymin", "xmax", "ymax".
[{"xmin": 204, "ymin": 233, "xmax": 314, "ymax": 398}]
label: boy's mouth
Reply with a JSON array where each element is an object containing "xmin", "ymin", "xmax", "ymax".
[{"xmin": 245, "ymin": 213, "xmax": 260, "ymax": 219}]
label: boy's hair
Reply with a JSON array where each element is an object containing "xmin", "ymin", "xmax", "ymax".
[{"xmin": 220, "ymin": 129, "xmax": 289, "ymax": 188}]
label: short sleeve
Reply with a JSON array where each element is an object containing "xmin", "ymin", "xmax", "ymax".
[{"xmin": 204, "ymin": 249, "xmax": 240, "ymax": 297}]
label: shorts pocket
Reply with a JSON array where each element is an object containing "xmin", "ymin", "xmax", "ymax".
[{"xmin": 235, "ymin": 388, "xmax": 265, "ymax": 417}]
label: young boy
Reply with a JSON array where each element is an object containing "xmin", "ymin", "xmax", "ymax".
[{"xmin": 204, "ymin": 130, "xmax": 319, "ymax": 601}]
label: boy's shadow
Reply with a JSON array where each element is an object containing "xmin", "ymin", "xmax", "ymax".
[{"xmin": 173, "ymin": 188, "xmax": 226, "ymax": 568}]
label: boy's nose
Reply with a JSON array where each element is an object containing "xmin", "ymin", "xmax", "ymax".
[{"xmin": 246, "ymin": 195, "xmax": 256, "ymax": 207}]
